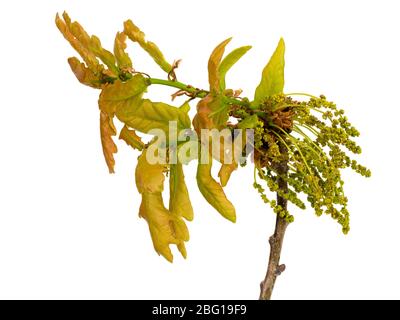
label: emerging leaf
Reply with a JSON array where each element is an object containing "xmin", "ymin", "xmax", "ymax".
[
  {"xmin": 208, "ymin": 95, "xmax": 229, "ymax": 128},
  {"xmin": 67, "ymin": 57, "xmax": 102, "ymax": 89},
  {"xmin": 100, "ymin": 111, "xmax": 118, "ymax": 173},
  {"xmin": 169, "ymin": 164, "xmax": 194, "ymax": 221},
  {"xmin": 192, "ymin": 95, "xmax": 216, "ymax": 135},
  {"xmin": 237, "ymin": 114, "xmax": 259, "ymax": 129},
  {"xmin": 139, "ymin": 192, "xmax": 178, "ymax": 262},
  {"xmin": 135, "ymin": 149, "xmax": 167, "ymax": 194},
  {"xmin": 208, "ymin": 38, "xmax": 232, "ymax": 93},
  {"xmin": 58, "ymin": 12, "xmax": 120, "ymax": 77},
  {"xmin": 196, "ymin": 148, "xmax": 236, "ymax": 222},
  {"xmin": 136, "ymin": 150, "xmax": 189, "ymax": 262},
  {"xmin": 124, "ymin": 20, "xmax": 172, "ymax": 73},
  {"xmin": 253, "ymin": 38, "xmax": 285, "ymax": 106},
  {"xmin": 55, "ymin": 13, "xmax": 101, "ymax": 74},
  {"xmin": 218, "ymin": 163, "xmax": 237, "ymax": 187},
  {"xmin": 99, "ymin": 74, "xmax": 148, "ymax": 115},
  {"xmin": 119, "ymin": 125, "xmax": 144, "ymax": 151},
  {"xmin": 218, "ymin": 45, "xmax": 252, "ymax": 90},
  {"xmin": 114, "ymin": 32, "xmax": 133, "ymax": 70},
  {"xmin": 193, "ymin": 94, "xmax": 228, "ymax": 132},
  {"xmin": 88, "ymin": 35, "xmax": 119, "ymax": 75}
]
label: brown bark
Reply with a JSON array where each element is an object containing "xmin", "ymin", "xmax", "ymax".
[{"xmin": 259, "ymin": 151, "xmax": 289, "ymax": 300}]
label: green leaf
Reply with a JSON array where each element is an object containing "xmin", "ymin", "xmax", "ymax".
[
  {"xmin": 117, "ymin": 99, "xmax": 191, "ymax": 135},
  {"xmin": 169, "ymin": 164, "xmax": 194, "ymax": 221},
  {"xmin": 179, "ymin": 100, "xmax": 191, "ymax": 113},
  {"xmin": 98, "ymin": 74, "xmax": 148, "ymax": 115},
  {"xmin": 208, "ymin": 95, "xmax": 229, "ymax": 128},
  {"xmin": 237, "ymin": 114, "xmax": 259, "ymax": 129},
  {"xmin": 253, "ymin": 38, "xmax": 285, "ymax": 106},
  {"xmin": 208, "ymin": 38, "xmax": 232, "ymax": 92},
  {"xmin": 218, "ymin": 46, "xmax": 252, "ymax": 90},
  {"xmin": 124, "ymin": 20, "xmax": 172, "ymax": 73},
  {"xmin": 196, "ymin": 149, "xmax": 236, "ymax": 222}
]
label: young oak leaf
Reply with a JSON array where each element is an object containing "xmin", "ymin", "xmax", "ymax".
[
  {"xmin": 124, "ymin": 20, "xmax": 172, "ymax": 73},
  {"xmin": 193, "ymin": 39, "xmax": 236, "ymax": 132},
  {"xmin": 253, "ymin": 38, "xmax": 285, "ymax": 106},
  {"xmin": 192, "ymin": 95, "xmax": 216, "ymax": 135},
  {"xmin": 98, "ymin": 74, "xmax": 148, "ymax": 115},
  {"xmin": 196, "ymin": 148, "xmax": 236, "ymax": 222},
  {"xmin": 114, "ymin": 32, "xmax": 132, "ymax": 70},
  {"xmin": 169, "ymin": 164, "xmax": 194, "ymax": 221},
  {"xmin": 218, "ymin": 163, "xmax": 237, "ymax": 187},
  {"xmin": 100, "ymin": 111, "xmax": 118, "ymax": 173},
  {"xmin": 208, "ymin": 95, "xmax": 229, "ymax": 128},
  {"xmin": 208, "ymin": 38, "xmax": 232, "ymax": 93},
  {"xmin": 135, "ymin": 149, "xmax": 167, "ymax": 194},
  {"xmin": 55, "ymin": 13, "xmax": 101, "ymax": 74},
  {"xmin": 237, "ymin": 114, "xmax": 259, "ymax": 129},
  {"xmin": 218, "ymin": 45, "xmax": 252, "ymax": 91},
  {"xmin": 139, "ymin": 192, "xmax": 179, "ymax": 262},
  {"xmin": 135, "ymin": 150, "xmax": 189, "ymax": 262},
  {"xmin": 67, "ymin": 57, "xmax": 102, "ymax": 89},
  {"xmin": 62, "ymin": 12, "xmax": 119, "ymax": 76},
  {"xmin": 193, "ymin": 96, "xmax": 238, "ymax": 184},
  {"xmin": 89, "ymin": 35, "xmax": 119, "ymax": 75},
  {"xmin": 215, "ymin": 128, "xmax": 249, "ymax": 186},
  {"xmin": 119, "ymin": 125, "xmax": 144, "ymax": 151},
  {"xmin": 116, "ymin": 99, "xmax": 191, "ymax": 135}
]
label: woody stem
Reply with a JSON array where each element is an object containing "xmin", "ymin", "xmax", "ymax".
[{"xmin": 259, "ymin": 145, "xmax": 289, "ymax": 300}]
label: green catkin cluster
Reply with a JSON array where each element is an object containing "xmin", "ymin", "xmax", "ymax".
[{"xmin": 248, "ymin": 94, "xmax": 371, "ymax": 233}]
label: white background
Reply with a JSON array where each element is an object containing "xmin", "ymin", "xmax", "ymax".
[{"xmin": 0, "ymin": 0, "xmax": 399, "ymax": 299}]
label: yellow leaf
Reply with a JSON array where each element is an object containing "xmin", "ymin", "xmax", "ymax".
[
  {"xmin": 139, "ymin": 192, "xmax": 178, "ymax": 262},
  {"xmin": 89, "ymin": 35, "xmax": 119, "ymax": 75},
  {"xmin": 100, "ymin": 111, "xmax": 118, "ymax": 173},
  {"xmin": 114, "ymin": 32, "xmax": 132, "ymax": 70},
  {"xmin": 62, "ymin": 12, "xmax": 118, "ymax": 76},
  {"xmin": 193, "ymin": 94, "xmax": 228, "ymax": 131},
  {"xmin": 135, "ymin": 149, "xmax": 166, "ymax": 194},
  {"xmin": 124, "ymin": 20, "xmax": 172, "ymax": 73},
  {"xmin": 119, "ymin": 125, "xmax": 144, "ymax": 151},
  {"xmin": 98, "ymin": 74, "xmax": 148, "ymax": 115},
  {"xmin": 192, "ymin": 95, "xmax": 216, "ymax": 135},
  {"xmin": 55, "ymin": 13, "xmax": 100, "ymax": 74},
  {"xmin": 136, "ymin": 149, "xmax": 189, "ymax": 262},
  {"xmin": 218, "ymin": 163, "xmax": 237, "ymax": 187},
  {"xmin": 169, "ymin": 164, "xmax": 194, "ymax": 221},
  {"xmin": 196, "ymin": 149, "xmax": 236, "ymax": 222},
  {"xmin": 67, "ymin": 57, "xmax": 101, "ymax": 89},
  {"xmin": 208, "ymin": 38, "xmax": 232, "ymax": 92}
]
